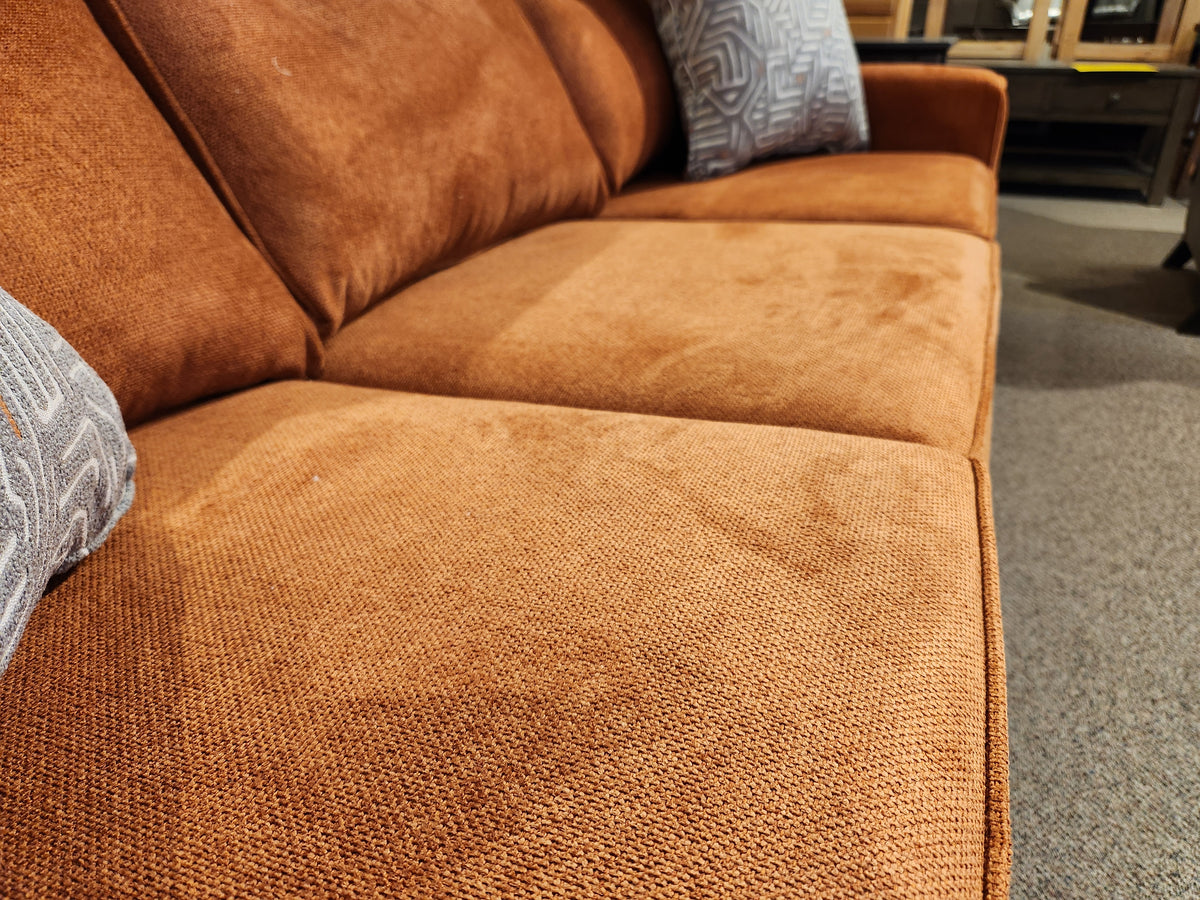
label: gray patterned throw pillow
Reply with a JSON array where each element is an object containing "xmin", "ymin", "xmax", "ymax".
[
  {"xmin": 0, "ymin": 287, "xmax": 136, "ymax": 676},
  {"xmin": 650, "ymin": 0, "xmax": 869, "ymax": 180}
]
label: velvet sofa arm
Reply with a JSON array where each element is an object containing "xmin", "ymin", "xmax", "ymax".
[{"xmin": 860, "ymin": 64, "xmax": 1009, "ymax": 170}]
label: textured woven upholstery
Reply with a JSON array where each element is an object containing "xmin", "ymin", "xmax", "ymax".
[
  {"xmin": 0, "ymin": 288, "xmax": 136, "ymax": 676},
  {"xmin": 0, "ymin": 381, "xmax": 1009, "ymax": 898},
  {"xmin": 860, "ymin": 65, "xmax": 1009, "ymax": 170},
  {"xmin": 323, "ymin": 219, "xmax": 1000, "ymax": 457},
  {"xmin": 602, "ymin": 151, "xmax": 999, "ymax": 239},
  {"xmin": 89, "ymin": 0, "xmax": 608, "ymax": 334},
  {"xmin": 0, "ymin": 0, "xmax": 318, "ymax": 425},
  {"xmin": 515, "ymin": 0, "xmax": 678, "ymax": 189},
  {"xmin": 2, "ymin": 1, "xmax": 1011, "ymax": 893}
]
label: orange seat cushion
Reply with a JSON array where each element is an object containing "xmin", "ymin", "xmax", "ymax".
[
  {"xmin": 0, "ymin": 381, "xmax": 1008, "ymax": 897},
  {"xmin": 602, "ymin": 152, "xmax": 998, "ymax": 239},
  {"xmin": 324, "ymin": 220, "xmax": 999, "ymax": 456}
]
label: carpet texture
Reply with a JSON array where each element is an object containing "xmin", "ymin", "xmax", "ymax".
[{"xmin": 993, "ymin": 195, "xmax": 1200, "ymax": 898}]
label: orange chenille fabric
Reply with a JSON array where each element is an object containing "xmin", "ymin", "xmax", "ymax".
[
  {"xmin": 89, "ymin": 0, "xmax": 609, "ymax": 335},
  {"xmin": 0, "ymin": 381, "xmax": 1009, "ymax": 898},
  {"xmin": 602, "ymin": 152, "xmax": 998, "ymax": 239},
  {"xmin": 324, "ymin": 220, "xmax": 999, "ymax": 456},
  {"xmin": 861, "ymin": 64, "xmax": 1009, "ymax": 170},
  {"xmin": 516, "ymin": 0, "xmax": 678, "ymax": 188},
  {"xmin": 0, "ymin": 0, "xmax": 318, "ymax": 425}
]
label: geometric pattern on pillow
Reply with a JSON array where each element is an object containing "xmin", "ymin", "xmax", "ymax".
[
  {"xmin": 651, "ymin": 0, "xmax": 870, "ymax": 180},
  {"xmin": 0, "ymin": 287, "xmax": 136, "ymax": 676}
]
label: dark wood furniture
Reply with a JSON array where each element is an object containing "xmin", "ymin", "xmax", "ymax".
[
  {"xmin": 855, "ymin": 37, "xmax": 957, "ymax": 62},
  {"xmin": 978, "ymin": 61, "xmax": 1200, "ymax": 204},
  {"xmin": 1162, "ymin": 166, "xmax": 1200, "ymax": 332}
]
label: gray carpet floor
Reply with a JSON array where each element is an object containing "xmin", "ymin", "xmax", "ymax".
[{"xmin": 993, "ymin": 194, "xmax": 1200, "ymax": 898}]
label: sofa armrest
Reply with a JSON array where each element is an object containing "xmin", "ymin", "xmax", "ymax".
[{"xmin": 860, "ymin": 64, "xmax": 1009, "ymax": 170}]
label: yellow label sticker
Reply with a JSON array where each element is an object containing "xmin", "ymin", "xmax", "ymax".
[{"xmin": 1072, "ymin": 63, "xmax": 1159, "ymax": 73}]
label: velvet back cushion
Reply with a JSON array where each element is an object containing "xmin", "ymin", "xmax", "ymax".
[
  {"xmin": 650, "ymin": 0, "xmax": 869, "ymax": 180},
  {"xmin": 0, "ymin": 0, "xmax": 319, "ymax": 427},
  {"xmin": 89, "ymin": 0, "xmax": 610, "ymax": 335},
  {"xmin": 516, "ymin": 0, "xmax": 679, "ymax": 189},
  {"xmin": 0, "ymin": 288, "xmax": 136, "ymax": 677}
]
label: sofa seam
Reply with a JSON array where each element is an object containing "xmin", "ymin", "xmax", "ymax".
[
  {"xmin": 85, "ymin": 0, "xmax": 325, "ymax": 365},
  {"xmin": 990, "ymin": 173, "xmax": 999, "ymax": 238},
  {"xmin": 595, "ymin": 211, "xmax": 994, "ymax": 241},
  {"xmin": 972, "ymin": 459, "xmax": 993, "ymax": 898},
  {"xmin": 988, "ymin": 75, "xmax": 1011, "ymax": 171},
  {"xmin": 971, "ymin": 457, "xmax": 1011, "ymax": 899},
  {"xmin": 969, "ymin": 240, "xmax": 1001, "ymax": 459},
  {"xmin": 89, "ymin": 1, "xmax": 278, "ymax": 273},
  {"xmin": 510, "ymin": 2, "xmax": 618, "ymax": 200}
]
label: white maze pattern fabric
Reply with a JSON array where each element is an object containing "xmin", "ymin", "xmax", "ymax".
[
  {"xmin": 651, "ymin": 0, "xmax": 869, "ymax": 179},
  {"xmin": 0, "ymin": 287, "xmax": 135, "ymax": 676}
]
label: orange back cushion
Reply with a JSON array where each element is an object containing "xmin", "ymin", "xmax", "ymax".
[
  {"xmin": 91, "ymin": 0, "xmax": 610, "ymax": 335},
  {"xmin": 516, "ymin": 0, "xmax": 679, "ymax": 189},
  {"xmin": 0, "ymin": 0, "xmax": 319, "ymax": 426}
]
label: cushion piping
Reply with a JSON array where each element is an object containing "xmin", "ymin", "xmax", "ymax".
[
  {"xmin": 972, "ymin": 457, "xmax": 1013, "ymax": 898},
  {"xmin": 970, "ymin": 241, "xmax": 1002, "ymax": 460}
]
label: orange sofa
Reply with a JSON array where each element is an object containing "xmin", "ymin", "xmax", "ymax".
[{"xmin": 0, "ymin": 1, "xmax": 1010, "ymax": 896}]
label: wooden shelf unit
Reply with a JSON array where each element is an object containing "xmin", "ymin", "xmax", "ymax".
[
  {"xmin": 982, "ymin": 62, "xmax": 1200, "ymax": 203},
  {"xmin": 846, "ymin": 0, "xmax": 1200, "ymax": 63}
]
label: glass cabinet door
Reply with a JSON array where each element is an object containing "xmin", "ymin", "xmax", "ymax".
[{"xmin": 910, "ymin": 0, "xmax": 1200, "ymax": 61}]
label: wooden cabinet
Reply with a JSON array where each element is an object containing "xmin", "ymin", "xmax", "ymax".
[
  {"xmin": 1045, "ymin": 78, "xmax": 1180, "ymax": 115},
  {"xmin": 846, "ymin": 0, "xmax": 1200, "ymax": 64},
  {"xmin": 985, "ymin": 62, "xmax": 1200, "ymax": 202},
  {"xmin": 845, "ymin": 0, "xmax": 916, "ymax": 38}
]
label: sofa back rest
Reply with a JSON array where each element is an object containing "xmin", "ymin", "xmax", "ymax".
[
  {"xmin": 0, "ymin": 0, "xmax": 319, "ymax": 427},
  {"xmin": 516, "ymin": 0, "xmax": 678, "ymax": 189},
  {"xmin": 88, "ymin": 0, "xmax": 610, "ymax": 336}
]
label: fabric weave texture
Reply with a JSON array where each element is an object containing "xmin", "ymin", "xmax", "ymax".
[
  {"xmin": 0, "ymin": 381, "xmax": 1005, "ymax": 896},
  {"xmin": 0, "ymin": 288, "xmax": 135, "ymax": 676},
  {"xmin": 323, "ymin": 219, "xmax": 998, "ymax": 456},
  {"xmin": 92, "ymin": 0, "xmax": 609, "ymax": 335},
  {"xmin": 0, "ymin": 0, "xmax": 320, "ymax": 427},
  {"xmin": 651, "ymin": 0, "xmax": 869, "ymax": 179},
  {"xmin": 601, "ymin": 151, "xmax": 998, "ymax": 239}
]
